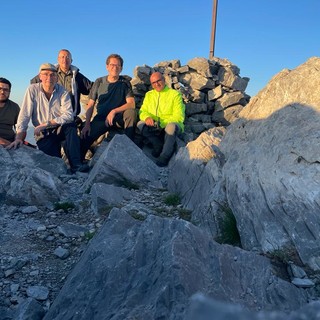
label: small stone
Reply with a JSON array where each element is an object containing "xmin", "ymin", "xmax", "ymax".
[
  {"xmin": 291, "ymin": 278, "xmax": 315, "ymax": 288},
  {"xmin": 26, "ymin": 285, "xmax": 49, "ymax": 301},
  {"xmin": 37, "ymin": 225, "xmax": 47, "ymax": 232},
  {"xmin": 10, "ymin": 283, "xmax": 19, "ymax": 293},
  {"xmin": 54, "ymin": 247, "xmax": 70, "ymax": 260},
  {"xmin": 9, "ymin": 296, "xmax": 19, "ymax": 304},
  {"xmin": 4, "ymin": 269, "xmax": 15, "ymax": 277},
  {"xmin": 9, "ymin": 257, "xmax": 28, "ymax": 270},
  {"xmin": 21, "ymin": 206, "xmax": 38, "ymax": 214},
  {"xmin": 30, "ymin": 270, "xmax": 40, "ymax": 276},
  {"xmin": 288, "ymin": 263, "xmax": 307, "ymax": 279}
]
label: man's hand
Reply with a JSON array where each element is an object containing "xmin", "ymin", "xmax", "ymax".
[
  {"xmin": 34, "ymin": 124, "xmax": 47, "ymax": 136},
  {"xmin": 81, "ymin": 124, "xmax": 91, "ymax": 138},
  {"xmin": 6, "ymin": 139, "xmax": 23, "ymax": 150},
  {"xmin": 145, "ymin": 117, "xmax": 155, "ymax": 126},
  {"xmin": 106, "ymin": 110, "xmax": 116, "ymax": 127}
]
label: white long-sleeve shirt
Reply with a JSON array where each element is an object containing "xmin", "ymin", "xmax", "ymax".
[{"xmin": 16, "ymin": 83, "xmax": 73, "ymax": 132}]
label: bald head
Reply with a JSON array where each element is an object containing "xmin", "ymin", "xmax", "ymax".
[{"xmin": 150, "ymin": 72, "xmax": 165, "ymax": 92}]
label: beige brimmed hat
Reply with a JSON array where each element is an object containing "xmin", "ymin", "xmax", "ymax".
[{"xmin": 39, "ymin": 63, "xmax": 57, "ymax": 73}]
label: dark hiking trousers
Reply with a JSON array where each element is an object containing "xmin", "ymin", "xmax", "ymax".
[
  {"xmin": 80, "ymin": 109, "xmax": 137, "ymax": 161},
  {"xmin": 137, "ymin": 121, "xmax": 180, "ymax": 159},
  {"xmin": 36, "ymin": 122, "xmax": 82, "ymax": 168}
]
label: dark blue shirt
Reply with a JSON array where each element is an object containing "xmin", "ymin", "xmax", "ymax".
[{"xmin": 89, "ymin": 76, "xmax": 133, "ymax": 119}]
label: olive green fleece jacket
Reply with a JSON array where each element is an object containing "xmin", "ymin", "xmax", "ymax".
[{"xmin": 139, "ymin": 85, "xmax": 185, "ymax": 131}]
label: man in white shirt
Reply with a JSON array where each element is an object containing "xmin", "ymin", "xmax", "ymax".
[{"xmin": 7, "ymin": 63, "xmax": 89, "ymax": 173}]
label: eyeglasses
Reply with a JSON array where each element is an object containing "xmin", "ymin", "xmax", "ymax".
[
  {"xmin": 0, "ymin": 87, "xmax": 10, "ymax": 93},
  {"xmin": 108, "ymin": 63, "xmax": 121, "ymax": 68},
  {"xmin": 151, "ymin": 79, "xmax": 163, "ymax": 85},
  {"xmin": 58, "ymin": 56, "xmax": 71, "ymax": 60},
  {"xmin": 40, "ymin": 72, "xmax": 57, "ymax": 78}
]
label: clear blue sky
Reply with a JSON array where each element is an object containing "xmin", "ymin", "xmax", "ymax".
[{"xmin": 2, "ymin": 0, "xmax": 319, "ymax": 107}]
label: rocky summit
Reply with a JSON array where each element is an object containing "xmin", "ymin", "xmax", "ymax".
[{"xmin": 1, "ymin": 56, "xmax": 320, "ymax": 319}]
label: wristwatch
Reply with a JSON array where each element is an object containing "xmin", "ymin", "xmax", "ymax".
[{"xmin": 47, "ymin": 121, "xmax": 51, "ymax": 127}]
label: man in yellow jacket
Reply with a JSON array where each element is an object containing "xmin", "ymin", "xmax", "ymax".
[{"xmin": 137, "ymin": 72, "xmax": 185, "ymax": 167}]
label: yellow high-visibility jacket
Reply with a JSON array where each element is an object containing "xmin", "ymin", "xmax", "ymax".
[{"xmin": 139, "ymin": 86, "xmax": 185, "ymax": 131}]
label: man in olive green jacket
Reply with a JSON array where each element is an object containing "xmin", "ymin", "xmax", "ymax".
[{"xmin": 137, "ymin": 72, "xmax": 185, "ymax": 167}]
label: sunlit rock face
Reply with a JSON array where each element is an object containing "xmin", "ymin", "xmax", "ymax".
[{"xmin": 221, "ymin": 57, "xmax": 320, "ymax": 270}]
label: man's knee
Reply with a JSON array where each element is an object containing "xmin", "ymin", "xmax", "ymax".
[
  {"xmin": 123, "ymin": 109, "xmax": 137, "ymax": 124},
  {"xmin": 165, "ymin": 123, "xmax": 179, "ymax": 135},
  {"xmin": 137, "ymin": 120, "xmax": 146, "ymax": 133}
]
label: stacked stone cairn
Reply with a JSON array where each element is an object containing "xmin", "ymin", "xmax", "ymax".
[{"xmin": 130, "ymin": 57, "xmax": 251, "ymax": 143}]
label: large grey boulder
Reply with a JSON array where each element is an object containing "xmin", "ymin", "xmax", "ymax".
[
  {"xmin": 11, "ymin": 297, "xmax": 45, "ymax": 320},
  {"xmin": 82, "ymin": 134, "xmax": 162, "ymax": 192},
  {"xmin": 221, "ymin": 57, "xmax": 320, "ymax": 270},
  {"xmin": 44, "ymin": 208, "xmax": 308, "ymax": 320},
  {"xmin": 0, "ymin": 146, "xmax": 66, "ymax": 206},
  {"xmin": 0, "ymin": 145, "xmax": 67, "ymax": 175},
  {"xmin": 186, "ymin": 293, "xmax": 320, "ymax": 320},
  {"xmin": 168, "ymin": 127, "xmax": 227, "ymax": 237}
]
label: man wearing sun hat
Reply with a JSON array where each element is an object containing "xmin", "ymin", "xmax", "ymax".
[{"xmin": 7, "ymin": 63, "xmax": 89, "ymax": 173}]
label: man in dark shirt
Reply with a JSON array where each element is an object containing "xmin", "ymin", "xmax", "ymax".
[
  {"xmin": 0, "ymin": 77, "xmax": 20, "ymax": 146},
  {"xmin": 80, "ymin": 53, "xmax": 136, "ymax": 160}
]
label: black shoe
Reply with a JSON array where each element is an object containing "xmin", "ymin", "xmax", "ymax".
[
  {"xmin": 152, "ymin": 146, "xmax": 162, "ymax": 158},
  {"xmin": 71, "ymin": 163, "xmax": 90, "ymax": 173},
  {"xmin": 156, "ymin": 156, "xmax": 169, "ymax": 167}
]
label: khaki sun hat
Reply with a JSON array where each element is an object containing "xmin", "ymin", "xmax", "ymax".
[{"xmin": 39, "ymin": 63, "xmax": 57, "ymax": 73}]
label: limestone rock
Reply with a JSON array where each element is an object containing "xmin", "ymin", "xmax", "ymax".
[
  {"xmin": 2, "ymin": 56, "xmax": 320, "ymax": 320},
  {"xmin": 90, "ymin": 182, "xmax": 134, "ymax": 214},
  {"xmin": 186, "ymin": 294, "xmax": 320, "ymax": 320},
  {"xmin": 212, "ymin": 104, "xmax": 244, "ymax": 126},
  {"xmin": 218, "ymin": 67, "xmax": 249, "ymax": 91},
  {"xmin": 43, "ymin": 209, "xmax": 308, "ymax": 320},
  {"xmin": 4, "ymin": 145, "xmax": 67, "ymax": 175},
  {"xmin": 82, "ymin": 134, "xmax": 162, "ymax": 192},
  {"xmin": 240, "ymin": 57, "xmax": 320, "ymax": 120},
  {"xmin": 13, "ymin": 298, "xmax": 45, "ymax": 320},
  {"xmin": 168, "ymin": 127, "xmax": 227, "ymax": 237},
  {"xmin": 221, "ymin": 57, "xmax": 320, "ymax": 270},
  {"xmin": 187, "ymin": 57, "xmax": 214, "ymax": 78},
  {"xmin": 0, "ymin": 146, "xmax": 66, "ymax": 206}
]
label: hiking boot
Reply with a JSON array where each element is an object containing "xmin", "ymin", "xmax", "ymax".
[
  {"xmin": 71, "ymin": 163, "xmax": 90, "ymax": 173},
  {"xmin": 151, "ymin": 146, "xmax": 162, "ymax": 158},
  {"xmin": 155, "ymin": 156, "xmax": 170, "ymax": 167}
]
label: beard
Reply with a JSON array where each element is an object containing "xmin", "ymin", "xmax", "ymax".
[{"xmin": 0, "ymin": 98, "xmax": 8, "ymax": 103}]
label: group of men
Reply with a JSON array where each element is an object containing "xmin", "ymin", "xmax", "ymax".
[{"xmin": 0, "ymin": 49, "xmax": 185, "ymax": 172}]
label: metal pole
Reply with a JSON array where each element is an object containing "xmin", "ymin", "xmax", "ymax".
[{"xmin": 209, "ymin": 0, "xmax": 218, "ymax": 59}]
